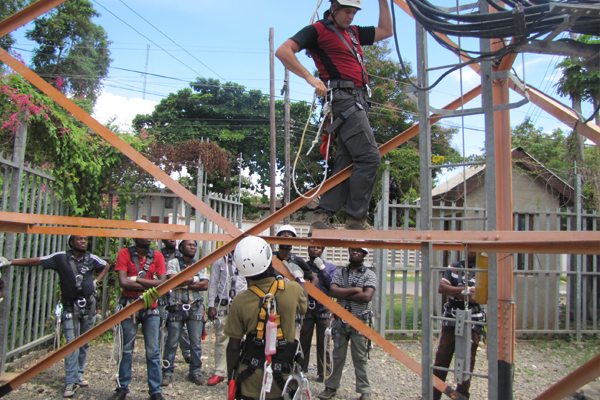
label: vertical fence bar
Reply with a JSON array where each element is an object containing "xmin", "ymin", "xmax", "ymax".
[{"xmin": 575, "ymin": 174, "xmax": 582, "ymax": 340}]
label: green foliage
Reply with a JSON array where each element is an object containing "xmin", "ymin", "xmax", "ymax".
[
  {"xmin": 25, "ymin": 0, "xmax": 112, "ymax": 106},
  {"xmin": 0, "ymin": 73, "xmax": 152, "ymax": 216},
  {"xmin": 0, "ymin": 0, "xmax": 27, "ymax": 57},
  {"xmin": 133, "ymin": 77, "xmax": 315, "ymax": 197},
  {"xmin": 511, "ymin": 118, "xmax": 599, "ymax": 211}
]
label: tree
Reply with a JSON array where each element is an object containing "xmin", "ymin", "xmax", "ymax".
[
  {"xmin": 0, "ymin": 0, "xmax": 27, "ymax": 57},
  {"xmin": 25, "ymin": 0, "xmax": 112, "ymax": 107},
  {"xmin": 555, "ymin": 35, "xmax": 600, "ymax": 164},
  {"xmin": 511, "ymin": 118, "xmax": 599, "ymax": 211},
  {"xmin": 133, "ymin": 77, "xmax": 314, "ymax": 196}
]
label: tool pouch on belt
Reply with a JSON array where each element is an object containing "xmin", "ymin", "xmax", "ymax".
[{"xmin": 237, "ymin": 334, "xmax": 298, "ymax": 391}]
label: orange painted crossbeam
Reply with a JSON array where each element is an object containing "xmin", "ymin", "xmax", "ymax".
[
  {"xmin": 0, "ymin": 49, "xmax": 240, "ymax": 237},
  {"xmin": 266, "ymin": 235, "xmax": 600, "ymax": 255},
  {"xmin": 533, "ymin": 352, "xmax": 600, "ymax": 400},
  {"xmin": 0, "ymin": 211, "xmax": 188, "ymax": 232},
  {"xmin": 0, "ymin": 0, "xmax": 66, "ymax": 39}
]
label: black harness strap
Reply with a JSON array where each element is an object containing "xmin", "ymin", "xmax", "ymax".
[
  {"xmin": 324, "ymin": 102, "xmax": 365, "ymax": 135},
  {"xmin": 66, "ymin": 250, "xmax": 91, "ymax": 299},
  {"xmin": 128, "ymin": 246, "xmax": 154, "ymax": 278}
]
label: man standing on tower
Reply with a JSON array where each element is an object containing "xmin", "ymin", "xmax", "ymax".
[{"xmin": 276, "ymin": 0, "xmax": 392, "ymax": 232}]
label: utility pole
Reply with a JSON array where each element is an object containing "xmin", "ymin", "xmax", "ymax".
[
  {"xmin": 269, "ymin": 28, "xmax": 276, "ymax": 237},
  {"xmin": 283, "ymin": 68, "xmax": 291, "ymax": 224},
  {"xmin": 143, "ymin": 44, "xmax": 150, "ymax": 100}
]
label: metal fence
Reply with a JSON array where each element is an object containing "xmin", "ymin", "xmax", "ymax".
[
  {"xmin": 0, "ymin": 150, "xmax": 65, "ymax": 372},
  {"xmin": 373, "ymin": 198, "xmax": 600, "ymax": 339}
]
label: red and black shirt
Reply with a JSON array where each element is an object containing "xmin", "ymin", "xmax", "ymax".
[{"xmin": 290, "ymin": 19, "xmax": 376, "ymax": 87}]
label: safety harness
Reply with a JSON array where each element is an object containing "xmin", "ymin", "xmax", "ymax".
[
  {"xmin": 167, "ymin": 256, "xmax": 204, "ymax": 322},
  {"xmin": 215, "ymin": 255, "xmax": 239, "ymax": 317},
  {"xmin": 236, "ymin": 277, "xmax": 301, "ymax": 398},
  {"xmin": 65, "ymin": 251, "xmax": 96, "ymax": 317},
  {"xmin": 128, "ymin": 246, "xmax": 154, "ymax": 280}
]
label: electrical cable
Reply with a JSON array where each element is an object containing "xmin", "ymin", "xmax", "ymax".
[
  {"xmin": 92, "ymin": 0, "xmax": 209, "ymax": 80},
  {"xmin": 117, "ymin": 0, "xmax": 225, "ymax": 80}
]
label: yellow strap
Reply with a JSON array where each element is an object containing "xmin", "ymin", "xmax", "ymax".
[{"xmin": 249, "ymin": 279, "xmax": 286, "ymax": 340}]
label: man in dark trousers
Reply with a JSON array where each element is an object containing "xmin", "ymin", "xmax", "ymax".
[
  {"xmin": 110, "ymin": 221, "xmax": 166, "ymax": 400},
  {"xmin": 319, "ymin": 247, "xmax": 376, "ymax": 400},
  {"xmin": 276, "ymin": 0, "xmax": 392, "ymax": 232},
  {"xmin": 299, "ymin": 245, "xmax": 337, "ymax": 382},
  {"xmin": 433, "ymin": 252, "xmax": 486, "ymax": 400},
  {"xmin": 225, "ymin": 236, "xmax": 308, "ymax": 400},
  {"xmin": 160, "ymin": 239, "xmax": 192, "ymax": 364},
  {"xmin": 0, "ymin": 236, "xmax": 108, "ymax": 398}
]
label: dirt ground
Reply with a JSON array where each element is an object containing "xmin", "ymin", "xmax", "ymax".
[{"xmin": 2, "ymin": 335, "xmax": 598, "ymax": 400}]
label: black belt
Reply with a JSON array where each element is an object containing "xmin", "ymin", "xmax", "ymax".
[{"xmin": 328, "ymin": 80, "xmax": 355, "ymax": 89}]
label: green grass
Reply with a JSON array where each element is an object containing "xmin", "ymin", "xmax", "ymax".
[
  {"xmin": 386, "ymin": 273, "xmax": 416, "ymax": 283},
  {"xmin": 384, "ymin": 294, "xmax": 422, "ymax": 339}
]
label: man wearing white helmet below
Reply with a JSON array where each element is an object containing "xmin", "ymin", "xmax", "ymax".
[
  {"xmin": 225, "ymin": 236, "xmax": 308, "ymax": 399},
  {"xmin": 274, "ymin": 225, "xmax": 318, "ymax": 285},
  {"xmin": 206, "ymin": 246, "xmax": 248, "ymax": 386},
  {"xmin": 276, "ymin": 0, "xmax": 392, "ymax": 233},
  {"xmin": 318, "ymin": 247, "xmax": 376, "ymax": 400},
  {"xmin": 0, "ymin": 236, "xmax": 108, "ymax": 398}
]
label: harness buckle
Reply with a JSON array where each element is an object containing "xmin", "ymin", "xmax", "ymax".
[
  {"xmin": 182, "ymin": 304, "xmax": 191, "ymax": 311},
  {"xmin": 137, "ymin": 270, "xmax": 147, "ymax": 278},
  {"xmin": 77, "ymin": 298, "xmax": 87, "ymax": 309},
  {"xmin": 308, "ymin": 300, "xmax": 316, "ymax": 310}
]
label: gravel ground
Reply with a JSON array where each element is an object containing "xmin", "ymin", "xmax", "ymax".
[{"xmin": 3, "ymin": 335, "xmax": 598, "ymax": 400}]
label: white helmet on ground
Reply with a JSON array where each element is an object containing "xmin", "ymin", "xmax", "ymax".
[
  {"xmin": 276, "ymin": 225, "xmax": 297, "ymax": 237},
  {"xmin": 333, "ymin": 0, "xmax": 362, "ymax": 9},
  {"xmin": 233, "ymin": 236, "xmax": 273, "ymax": 278}
]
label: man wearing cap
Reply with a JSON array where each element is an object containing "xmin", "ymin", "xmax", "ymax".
[
  {"xmin": 161, "ymin": 239, "xmax": 209, "ymax": 386},
  {"xmin": 319, "ymin": 247, "xmax": 376, "ymax": 400},
  {"xmin": 111, "ymin": 221, "xmax": 166, "ymax": 400},
  {"xmin": 0, "ymin": 236, "xmax": 108, "ymax": 398},
  {"xmin": 160, "ymin": 239, "xmax": 192, "ymax": 364},
  {"xmin": 206, "ymin": 249, "xmax": 247, "ymax": 386},
  {"xmin": 276, "ymin": 0, "xmax": 392, "ymax": 233},
  {"xmin": 299, "ymin": 245, "xmax": 337, "ymax": 382}
]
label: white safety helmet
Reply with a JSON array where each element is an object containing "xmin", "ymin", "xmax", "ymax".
[
  {"xmin": 276, "ymin": 225, "xmax": 297, "ymax": 237},
  {"xmin": 361, "ymin": 248, "xmax": 369, "ymax": 255},
  {"xmin": 233, "ymin": 236, "xmax": 273, "ymax": 278},
  {"xmin": 333, "ymin": 0, "xmax": 362, "ymax": 9}
]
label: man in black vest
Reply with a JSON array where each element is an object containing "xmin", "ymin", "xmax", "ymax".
[
  {"xmin": 0, "ymin": 235, "xmax": 108, "ymax": 398},
  {"xmin": 276, "ymin": 0, "xmax": 392, "ymax": 232}
]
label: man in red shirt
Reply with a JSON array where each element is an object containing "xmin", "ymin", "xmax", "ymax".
[
  {"xmin": 276, "ymin": 0, "xmax": 392, "ymax": 233},
  {"xmin": 109, "ymin": 221, "xmax": 167, "ymax": 400}
]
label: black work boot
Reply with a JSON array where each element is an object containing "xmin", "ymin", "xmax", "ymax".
[{"xmin": 310, "ymin": 213, "xmax": 336, "ymax": 236}]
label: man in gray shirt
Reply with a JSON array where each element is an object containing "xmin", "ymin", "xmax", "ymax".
[
  {"xmin": 206, "ymin": 252, "xmax": 247, "ymax": 386},
  {"xmin": 319, "ymin": 247, "xmax": 377, "ymax": 400}
]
